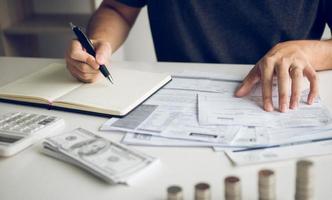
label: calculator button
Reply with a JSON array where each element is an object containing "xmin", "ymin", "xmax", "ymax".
[
  {"xmin": 0, "ymin": 112, "xmax": 61, "ymax": 136},
  {"xmin": 38, "ymin": 118, "xmax": 55, "ymax": 125}
]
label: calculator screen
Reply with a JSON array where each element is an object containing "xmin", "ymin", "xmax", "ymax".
[{"xmin": 0, "ymin": 136, "xmax": 20, "ymax": 144}]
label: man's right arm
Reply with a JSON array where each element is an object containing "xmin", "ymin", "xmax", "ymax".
[{"xmin": 66, "ymin": 0, "xmax": 141, "ymax": 82}]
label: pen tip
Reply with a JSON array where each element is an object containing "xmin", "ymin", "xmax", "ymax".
[
  {"xmin": 107, "ymin": 76, "xmax": 114, "ymax": 84},
  {"xmin": 69, "ymin": 22, "xmax": 75, "ymax": 30}
]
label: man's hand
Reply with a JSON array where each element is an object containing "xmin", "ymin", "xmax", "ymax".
[
  {"xmin": 65, "ymin": 39, "xmax": 112, "ymax": 83},
  {"xmin": 235, "ymin": 40, "xmax": 321, "ymax": 112},
  {"xmin": 65, "ymin": 0, "xmax": 140, "ymax": 83}
]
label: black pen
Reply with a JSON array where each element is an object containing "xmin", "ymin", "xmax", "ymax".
[{"xmin": 70, "ymin": 22, "xmax": 114, "ymax": 84}]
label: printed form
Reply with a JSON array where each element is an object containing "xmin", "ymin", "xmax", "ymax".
[
  {"xmin": 101, "ymin": 71, "xmax": 252, "ymax": 146},
  {"xmin": 101, "ymin": 69, "xmax": 332, "ymax": 156},
  {"xmin": 198, "ymin": 89, "xmax": 332, "ymax": 128}
]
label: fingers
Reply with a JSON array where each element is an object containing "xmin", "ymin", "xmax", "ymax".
[
  {"xmin": 289, "ymin": 64, "xmax": 303, "ymax": 109},
  {"xmin": 304, "ymin": 66, "xmax": 319, "ymax": 104},
  {"xmin": 66, "ymin": 39, "xmax": 112, "ymax": 83},
  {"xmin": 275, "ymin": 59, "xmax": 290, "ymax": 112},
  {"xmin": 68, "ymin": 40, "xmax": 99, "ymax": 69},
  {"xmin": 250, "ymin": 41, "xmax": 320, "ymax": 112},
  {"xmin": 66, "ymin": 58, "xmax": 101, "ymax": 83},
  {"xmin": 261, "ymin": 57, "xmax": 317, "ymax": 112},
  {"xmin": 235, "ymin": 65, "xmax": 260, "ymax": 97},
  {"xmin": 94, "ymin": 41, "xmax": 112, "ymax": 66},
  {"xmin": 261, "ymin": 58, "xmax": 275, "ymax": 112}
]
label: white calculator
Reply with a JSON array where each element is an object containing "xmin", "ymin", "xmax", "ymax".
[{"xmin": 0, "ymin": 112, "xmax": 65, "ymax": 157}]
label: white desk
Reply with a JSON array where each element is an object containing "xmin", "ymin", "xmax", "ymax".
[{"xmin": 1, "ymin": 57, "xmax": 332, "ymax": 200}]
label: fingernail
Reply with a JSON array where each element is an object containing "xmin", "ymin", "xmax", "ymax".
[
  {"xmin": 280, "ymin": 104, "xmax": 287, "ymax": 112},
  {"xmin": 308, "ymin": 97, "xmax": 314, "ymax": 105},
  {"xmin": 264, "ymin": 104, "xmax": 274, "ymax": 112},
  {"xmin": 290, "ymin": 102, "xmax": 297, "ymax": 109},
  {"xmin": 235, "ymin": 89, "xmax": 242, "ymax": 97},
  {"xmin": 96, "ymin": 55, "xmax": 105, "ymax": 64}
]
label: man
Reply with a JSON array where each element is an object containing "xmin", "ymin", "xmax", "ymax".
[{"xmin": 65, "ymin": 0, "xmax": 332, "ymax": 113}]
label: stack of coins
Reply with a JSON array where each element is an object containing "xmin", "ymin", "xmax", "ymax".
[
  {"xmin": 258, "ymin": 169, "xmax": 276, "ymax": 200},
  {"xmin": 225, "ymin": 176, "xmax": 241, "ymax": 200},
  {"xmin": 295, "ymin": 160, "xmax": 314, "ymax": 200},
  {"xmin": 194, "ymin": 182, "xmax": 211, "ymax": 200},
  {"xmin": 167, "ymin": 185, "xmax": 183, "ymax": 200}
]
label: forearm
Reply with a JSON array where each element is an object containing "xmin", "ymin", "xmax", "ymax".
[{"xmin": 87, "ymin": 0, "xmax": 140, "ymax": 52}]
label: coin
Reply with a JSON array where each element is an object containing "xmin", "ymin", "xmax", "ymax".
[
  {"xmin": 167, "ymin": 185, "xmax": 183, "ymax": 200},
  {"xmin": 195, "ymin": 182, "xmax": 211, "ymax": 200},
  {"xmin": 295, "ymin": 160, "xmax": 314, "ymax": 200},
  {"xmin": 225, "ymin": 176, "xmax": 241, "ymax": 200}
]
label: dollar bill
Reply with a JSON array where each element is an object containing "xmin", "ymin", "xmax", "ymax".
[{"xmin": 42, "ymin": 128, "xmax": 158, "ymax": 184}]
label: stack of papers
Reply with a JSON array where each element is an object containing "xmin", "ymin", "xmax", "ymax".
[
  {"xmin": 224, "ymin": 139, "xmax": 332, "ymax": 165},
  {"xmin": 100, "ymin": 70, "xmax": 332, "ymax": 165}
]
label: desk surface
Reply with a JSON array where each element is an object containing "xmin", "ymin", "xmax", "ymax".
[{"xmin": 1, "ymin": 57, "xmax": 332, "ymax": 200}]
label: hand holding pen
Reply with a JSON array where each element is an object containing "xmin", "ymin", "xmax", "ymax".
[{"xmin": 65, "ymin": 23, "xmax": 114, "ymax": 84}]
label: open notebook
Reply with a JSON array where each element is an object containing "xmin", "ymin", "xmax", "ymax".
[{"xmin": 0, "ymin": 63, "xmax": 171, "ymax": 116}]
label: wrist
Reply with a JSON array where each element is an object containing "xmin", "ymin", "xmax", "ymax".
[{"xmin": 305, "ymin": 40, "xmax": 332, "ymax": 70}]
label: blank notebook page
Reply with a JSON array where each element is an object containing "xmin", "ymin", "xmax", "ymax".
[
  {"xmin": 55, "ymin": 67, "xmax": 170, "ymax": 115},
  {"xmin": 0, "ymin": 63, "xmax": 82, "ymax": 102}
]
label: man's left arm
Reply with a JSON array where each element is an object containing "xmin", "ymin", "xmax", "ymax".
[{"xmin": 235, "ymin": 39, "xmax": 332, "ymax": 112}]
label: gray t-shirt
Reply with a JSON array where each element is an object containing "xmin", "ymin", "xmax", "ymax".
[{"xmin": 118, "ymin": 0, "xmax": 332, "ymax": 64}]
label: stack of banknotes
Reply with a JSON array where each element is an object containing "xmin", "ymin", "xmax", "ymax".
[{"xmin": 42, "ymin": 128, "xmax": 158, "ymax": 185}]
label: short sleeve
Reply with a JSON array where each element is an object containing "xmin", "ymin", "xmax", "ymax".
[
  {"xmin": 116, "ymin": 0, "xmax": 147, "ymax": 8},
  {"xmin": 323, "ymin": 0, "xmax": 332, "ymax": 31}
]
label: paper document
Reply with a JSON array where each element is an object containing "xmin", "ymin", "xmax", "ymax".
[
  {"xmin": 225, "ymin": 137, "xmax": 332, "ymax": 165},
  {"xmin": 198, "ymin": 89, "xmax": 332, "ymax": 128},
  {"xmin": 101, "ymin": 69, "xmax": 332, "ymax": 155},
  {"xmin": 122, "ymin": 132, "xmax": 238, "ymax": 149},
  {"xmin": 267, "ymin": 123, "xmax": 332, "ymax": 145},
  {"xmin": 101, "ymin": 89, "xmax": 241, "ymax": 144},
  {"xmin": 164, "ymin": 72, "xmax": 241, "ymax": 94},
  {"xmin": 230, "ymin": 126, "xmax": 269, "ymax": 146}
]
